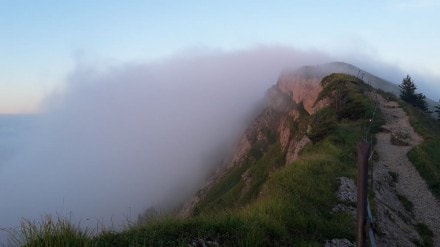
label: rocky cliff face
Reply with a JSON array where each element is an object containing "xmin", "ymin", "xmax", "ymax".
[
  {"xmin": 277, "ymin": 70, "xmax": 323, "ymax": 115},
  {"xmin": 226, "ymin": 61, "xmax": 411, "ymax": 171},
  {"xmin": 229, "ymin": 64, "xmax": 339, "ymax": 167},
  {"xmin": 180, "ymin": 64, "xmax": 334, "ymax": 217}
]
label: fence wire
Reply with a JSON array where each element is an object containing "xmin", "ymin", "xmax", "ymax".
[{"xmin": 357, "ymin": 71, "xmax": 379, "ymax": 247}]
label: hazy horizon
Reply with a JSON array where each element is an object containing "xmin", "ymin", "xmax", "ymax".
[{"xmin": 1, "ymin": 1, "xmax": 440, "ymax": 113}]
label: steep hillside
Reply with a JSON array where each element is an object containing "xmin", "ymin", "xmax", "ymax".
[
  {"xmin": 180, "ymin": 67, "xmax": 375, "ymax": 217},
  {"xmin": 120, "ymin": 72, "xmax": 380, "ymax": 246}
]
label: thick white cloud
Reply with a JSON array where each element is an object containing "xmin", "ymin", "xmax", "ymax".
[{"xmin": 0, "ymin": 46, "xmax": 332, "ymax": 235}]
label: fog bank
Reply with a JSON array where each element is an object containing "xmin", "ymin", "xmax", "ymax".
[{"xmin": 0, "ymin": 47, "xmax": 332, "ymax": 232}]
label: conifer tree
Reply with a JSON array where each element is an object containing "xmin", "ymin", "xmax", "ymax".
[
  {"xmin": 399, "ymin": 75, "xmax": 417, "ymax": 103},
  {"xmin": 415, "ymin": 93, "xmax": 430, "ymax": 112},
  {"xmin": 399, "ymin": 75, "xmax": 429, "ymax": 112},
  {"xmin": 435, "ymin": 104, "xmax": 440, "ymax": 121}
]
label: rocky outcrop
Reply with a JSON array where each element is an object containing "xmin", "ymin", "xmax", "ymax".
[
  {"xmin": 179, "ymin": 66, "xmax": 328, "ymax": 217},
  {"xmin": 325, "ymin": 239, "xmax": 355, "ymax": 247},
  {"xmin": 189, "ymin": 237, "xmax": 219, "ymax": 247},
  {"xmin": 331, "ymin": 177, "xmax": 357, "ymax": 217},
  {"xmin": 230, "ymin": 79, "xmax": 317, "ymax": 168},
  {"xmin": 285, "ymin": 135, "xmax": 311, "ymax": 165},
  {"xmin": 277, "ymin": 71, "xmax": 322, "ymax": 115},
  {"xmin": 335, "ymin": 177, "xmax": 357, "ymax": 203}
]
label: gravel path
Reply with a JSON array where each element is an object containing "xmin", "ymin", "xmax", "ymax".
[{"xmin": 373, "ymin": 94, "xmax": 440, "ymax": 246}]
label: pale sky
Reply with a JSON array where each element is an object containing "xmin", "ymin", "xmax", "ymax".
[{"xmin": 1, "ymin": 0, "xmax": 440, "ymax": 113}]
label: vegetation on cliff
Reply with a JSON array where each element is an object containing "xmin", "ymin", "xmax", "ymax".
[
  {"xmin": 399, "ymin": 75, "xmax": 429, "ymax": 112},
  {"xmin": 404, "ymin": 99, "xmax": 440, "ymax": 198}
]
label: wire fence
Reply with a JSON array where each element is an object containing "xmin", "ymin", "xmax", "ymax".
[{"xmin": 355, "ymin": 70, "xmax": 379, "ymax": 247}]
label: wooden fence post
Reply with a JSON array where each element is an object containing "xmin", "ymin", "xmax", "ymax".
[{"xmin": 357, "ymin": 142, "xmax": 371, "ymax": 247}]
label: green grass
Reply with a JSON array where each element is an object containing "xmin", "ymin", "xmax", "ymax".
[
  {"xmin": 194, "ymin": 142, "xmax": 286, "ymax": 214},
  {"xmin": 402, "ymin": 103, "xmax": 440, "ymax": 198},
  {"xmin": 5, "ymin": 216, "xmax": 92, "ymax": 247},
  {"xmin": 317, "ymin": 73, "xmax": 375, "ymax": 121}
]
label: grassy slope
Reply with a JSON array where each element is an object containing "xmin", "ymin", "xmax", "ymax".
[
  {"xmin": 401, "ymin": 98, "xmax": 440, "ymax": 198},
  {"xmin": 10, "ymin": 74, "xmax": 383, "ymax": 246}
]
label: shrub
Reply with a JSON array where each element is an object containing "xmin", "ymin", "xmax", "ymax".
[{"xmin": 307, "ymin": 107, "xmax": 337, "ymax": 143}]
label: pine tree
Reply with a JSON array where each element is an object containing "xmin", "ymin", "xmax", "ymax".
[
  {"xmin": 435, "ymin": 104, "xmax": 440, "ymax": 121},
  {"xmin": 399, "ymin": 75, "xmax": 417, "ymax": 103},
  {"xmin": 399, "ymin": 75, "xmax": 429, "ymax": 112},
  {"xmin": 415, "ymin": 93, "xmax": 429, "ymax": 112}
]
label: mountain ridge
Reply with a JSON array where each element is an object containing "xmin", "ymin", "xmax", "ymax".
[
  {"xmin": 179, "ymin": 61, "xmax": 410, "ymax": 218},
  {"xmin": 174, "ymin": 62, "xmax": 440, "ymax": 246}
]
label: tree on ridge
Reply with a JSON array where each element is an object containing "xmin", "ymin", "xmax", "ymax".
[
  {"xmin": 435, "ymin": 104, "xmax": 440, "ymax": 121},
  {"xmin": 399, "ymin": 75, "xmax": 429, "ymax": 112}
]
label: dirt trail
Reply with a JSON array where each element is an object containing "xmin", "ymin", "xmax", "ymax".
[{"xmin": 371, "ymin": 93, "xmax": 440, "ymax": 246}]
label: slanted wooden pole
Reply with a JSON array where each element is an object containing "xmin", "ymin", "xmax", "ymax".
[{"xmin": 357, "ymin": 142, "xmax": 371, "ymax": 247}]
